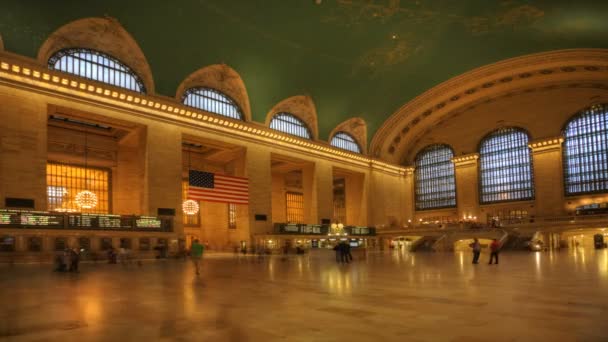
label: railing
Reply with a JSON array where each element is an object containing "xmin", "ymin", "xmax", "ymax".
[
  {"xmin": 272, "ymin": 223, "xmax": 376, "ymax": 236},
  {"xmin": 0, "ymin": 209, "xmax": 172, "ymax": 232}
]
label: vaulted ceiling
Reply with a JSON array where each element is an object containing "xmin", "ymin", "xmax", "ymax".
[{"xmin": 1, "ymin": 0, "xmax": 607, "ymax": 141}]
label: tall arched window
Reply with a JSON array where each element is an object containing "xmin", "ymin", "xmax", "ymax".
[
  {"xmin": 330, "ymin": 132, "xmax": 361, "ymax": 153},
  {"xmin": 415, "ymin": 144, "xmax": 456, "ymax": 210},
  {"xmin": 48, "ymin": 48, "xmax": 145, "ymax": 93},
  {"xmin": 479, "ymin": 127, "xmax": 534, "ymax": 204},
  {"xmin": 563, "ymin": 104, "xmax": 608, "ymax": 195},
  {"xmin": 182, "ymin": 87, "xmax": 243, "ymax": 120},
  {"xmin": 269, "ymin": 113, "xmax": 311, "ymax": 139}
]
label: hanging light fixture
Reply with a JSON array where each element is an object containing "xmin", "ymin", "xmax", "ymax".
[
  {"xmin": 182, "ymin": 145, "xmax": 200, "ymax": 215},
  {"xmin": 182, "ymin": 199, "xmax": 199, "ymax": 215},
  {"xmin": 75, "ymin": 128, "xmax": 98, "ymax": 210}
]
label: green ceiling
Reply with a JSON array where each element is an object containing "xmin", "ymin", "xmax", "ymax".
[{"xmin": 1, "ymin": 0, "xmax": 608, "ymax": 141}]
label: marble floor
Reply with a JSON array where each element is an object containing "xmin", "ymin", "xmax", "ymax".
[{"xmin": 1, "ymin": 249, "xmax": 607, "ymax": 342}]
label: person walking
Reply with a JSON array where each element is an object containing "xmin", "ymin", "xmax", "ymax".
[
  {"xmin": 333, "ymin": 244, "xmax": 341, "ymax": 263},
  {"xmin": 344, "ymin": 241, "xmax": 353, "ymax": 263},
  {"xmin": 68, "ymin": 247, "xmax": 80, "ymax": 272},
  {"xmin": 488, "ymin": 238, "xmax": 501, "ymax": 265},
  {"xmin": 469, "ymin": 238, "xmax": 481, "ymax": 264},
  {"xmin": 190, "ymin": 239, "xmax": 204, "ymax": 275},
  {"xmin": 339, "ymin": 241, "xmax": 350, "ymax": 264}
]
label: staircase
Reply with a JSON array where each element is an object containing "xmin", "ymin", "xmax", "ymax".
[
  {"xmin": 410, "ymin": 236, "xmax": 440, "ymax": 252},
  {"xmin": 501, "ymin": 231, "xmax": 535, "ymax": 250}
]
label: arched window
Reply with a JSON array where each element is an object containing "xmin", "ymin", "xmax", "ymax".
[
  {"xmin": 269, "ymin": 113, "xmax": 311, "ymax": 139},
  {"xmin": 479, "ymin": 127, "xmax": 534, "ymax": 204},
  {"xmin": 330, "ymin": 132, "xmax": 361, "ymax": 153},
  {"xmin": 182, "ymin": 87, "xmax": 243, "ymax": 120},
  {"xmin": 415, "ymin": 144, "xmax": 456, "ymax": 210},
  {"xmin": 48, "ymin": 48, "xmax": 145, "ymax": 93},
  {"xmin": 563, "ymin": 104, "xmax": 608, "ymax": 195}
]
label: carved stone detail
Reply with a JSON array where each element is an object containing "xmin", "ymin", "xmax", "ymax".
[
  {"xmin": 265, "ymin": 95, "xmax": 319, "ymax": 140},
  {"xmin": 37, "ymin": 17, "xmax": 155, "ymax": 94},
  {"xmin": 175, "ymin": 64, "xmax": 252, "ymax": 122}
]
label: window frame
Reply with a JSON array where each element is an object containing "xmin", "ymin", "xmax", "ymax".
[
  {"xmin": 478, "ymin": 127, "xmax": 535, "ymax": 205},
  {"xmin": 228, "ymin": 203, "xmax": 237, "ymax": 229},
  {"xmin": 414, "ymin": 144, "xmax": 457, "ymax": 211},
  {"xmin": 48, "ymin": 48, "xmax": 146, "ymax": 93},
  {"xmin": 285, "ymin": 191, "xmax": 305, "ymax": 224},
  {"xmin": 46, "ymin": 161, "xmax": 112, "ymax": 214},
  {"xmin": 562, "ymin": 104, "xmax": 608, "ymax": 196},
  {"xmin": 269, "ymin": 113, "xmax": 312, "ymax": 140},
  {"xmin": 182, "ymin": 87, "xmax": 244, "ymax": 120},
  {"xmin": 330, "ymin": 132, "xmax": 361, "ymax": 153}
]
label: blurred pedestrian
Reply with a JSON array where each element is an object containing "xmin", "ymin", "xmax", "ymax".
[
  {"xmin": 469, "ymin": 238, "xmax": 481, "ymax": 264},
  {"xmin": 489, "ymin": 238, "xmax": 501, "ymax": 265},
  {"xmin": 190, "ymin": 239, "xmax": 204, "ymax": 275}
]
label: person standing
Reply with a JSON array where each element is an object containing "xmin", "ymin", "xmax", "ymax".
[
  {"xmin": 190, "ymin": 239, "xmax": 204, "ymax": 275},
  {"xmin": 469, "ymin": 238, "xmax": 481, "ymax": 264},
  {"xmin": 333, "ymin": 244, "xmax": 341, "ymax": 263},
  {"xmin": 489, "ymin": 238, "xmax": 501, "ymax": 265},
  {"xmin": 344, "ymin": 241, "xmax": 353, "ymax": 263},
  {"xmin": 68, "ymin": 247, "xmax": 80, "ymax": 272}
]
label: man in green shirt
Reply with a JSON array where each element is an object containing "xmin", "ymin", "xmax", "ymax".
[{"xmin": 190, "ymin": 239, "xmax": 204, "ymax": 275}]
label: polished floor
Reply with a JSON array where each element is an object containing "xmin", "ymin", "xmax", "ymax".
[{"xmin": 1, "ymin": 249, "xmax": 607, "ymax": 341}]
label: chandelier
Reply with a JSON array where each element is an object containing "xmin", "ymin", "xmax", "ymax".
[
  {"xmin": 75, "ymin": 128, "xmax": 97, "ymax": 210},
  {"xmin": 75, "ymin": 190, "xmax": 98, "ymax": 209},
  {"xmin": 182, "ymin": 199, "xmax": 199, "ymax": 215}
]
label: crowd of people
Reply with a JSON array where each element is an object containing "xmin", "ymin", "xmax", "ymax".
[
  {"xmin": 54, "ymin": 247, "xmax": 80, "ymax": 272},
  {"xmin": 333, "ymin": 241, "xmax": 353, "ymax": 264}
]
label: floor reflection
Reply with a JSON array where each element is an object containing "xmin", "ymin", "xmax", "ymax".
[{"xmin": 1, "ymin": 249, "xmax": 608, "ymax": 341}]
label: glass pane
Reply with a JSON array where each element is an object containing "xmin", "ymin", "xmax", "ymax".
[
  {"xmin": 182, "ymin": 88, "xmax": 243, "ymax": 120},
  {"xmin": 48, "ymin": 48, "xmax": 145, "ymax": 93},
  {"xmin": 270, "ymin": 113, "xmax": 311, "ymax": 139},
  {"xmin": 415, "ymin": 144, "xmax": 456, "ymax": 210},
  {"xmin": 479, "ymin": 128, "xmax": 534, "ymax": 204},
  {"xmin": 330, "ymin": 132, "xmax": 361, "ymax": 153},
  {"xmin": 563, "ymin": 104, "xmax": 608, "ymax": 195}
]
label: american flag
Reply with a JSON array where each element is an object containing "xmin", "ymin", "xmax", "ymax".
[{"xmin": 188, "ymin": 170, "xmax": 249, "ymax": 204}]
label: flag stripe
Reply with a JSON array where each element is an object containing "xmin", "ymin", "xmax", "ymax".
[
  {"xmin": 189, "ymin": 189, "xmax": 249, "ymax": 197},
  {"xmin": 188, "ymin": 169, "xmax": 249, "ymax": 205}
]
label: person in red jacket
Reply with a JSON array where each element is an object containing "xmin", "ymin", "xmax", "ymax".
[{"xmin": 489, "ymin": 239, "xmax": 501, "ymax": 265}]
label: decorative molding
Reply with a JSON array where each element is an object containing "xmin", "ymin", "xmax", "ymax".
[
  {"xmin": 370, "ymin": 49, "xmax": 608, "ymax": 162},
  {"xmin": 528, "ymin": 136, "xmax": 564, "ymax": 153},
  {"xmin": 265, "ymin": 95, "xmax": 319, "ymax": 140},
  {"xmin": 328, "ymin": 117, "xmax": 367, "ymax": 154},
  {"xmin": 37, "ymin": 17, "xmax": 155, "ymax": 95},
  {"xmin": 0, "ymin": 53, "xmax": 407, "ymax": 177},
  {"xmin": 175, "ymin": 64, "xmax": 252, "ymax": 122},
  {"xmin": 451, "ymin": 153, "xmax": 479, "ymax": 167}
]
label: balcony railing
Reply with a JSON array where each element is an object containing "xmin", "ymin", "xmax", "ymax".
[{"xmin": 0, "ymin": 209, "xmax": 172, "ymax": 232}]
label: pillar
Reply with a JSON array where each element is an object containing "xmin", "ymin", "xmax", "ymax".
[
  {"xmin": 144, "ymin": 122, "xmax": 182, "ymax": 233},
  {"xmin": 403, "ymin": 167, "xmax": 415, "ymax": 224},
  {"xmin": 246, "ymin": 148, "xmax": 272, "ymax": 236},
  {"xmin": 452, "ymin": 154, "xmax": 481, "ymax": 221},
  {"xmin": 528, "ymin": 137, "xmax": 566, "ymax": 217}
]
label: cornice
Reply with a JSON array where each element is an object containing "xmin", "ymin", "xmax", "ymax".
[
  {"xmin": 371, "ymin": 49, "xmax": 608, "ymax": 162},
  {"xmin": 0, "ymin": 52, "xmax": 406, "ymax": 177},
  {"xmin": 528, "ymin": 136, "xmax": 564, "ymax": 154}
]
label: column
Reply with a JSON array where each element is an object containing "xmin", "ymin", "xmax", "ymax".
[
  {"xmin": 403, "ymin": 166, "xmax": 415, "ymax": 224},
  {"xmin": 245, "ymin": 148, "xmax": 272, "ymax": 236},
  {"xmin": 313, "ymin": 161, "xmax": 333, "ymax": 224},
  {"xmin": 528, "ymin": 137, "xmax": 566, "ymax": 217},
  {"xmin": 0, "ymin": 87, "xmax": 48, "ymax": 210},
  {"xmin": 144, "ymin": 123, "xmax": 182, "ymax": 234},
  {"xmin": 452, "ymin": 154, "xmax": 480, "ymax": 221}
]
